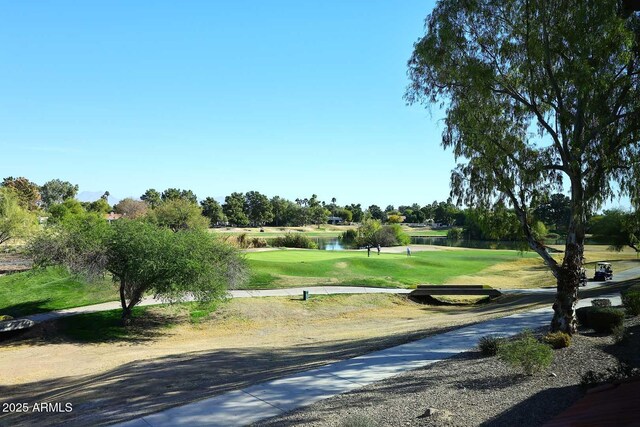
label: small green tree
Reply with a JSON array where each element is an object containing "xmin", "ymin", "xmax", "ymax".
[
  {"xmin": 47, "ymin": 198, "xmax": 86, "ymax": 223},
  {"xmin": 29, "ymin": 219, "xmax": 247, "ymax": 323},
  {"xmin": 590, "ymin": 209, "xmax": 639, "ymax": 253},
  {"xmin": 309, "ymin": 205, "xmax": 330, "ymax": 228},
  {"xmin": 367, "ymin": 205, "xmax": 385, "ymax": 221},
  {"xmin": 87, "ymin": 198, "xmax": 111, "ymax": 214},
  {"xmin": 1, "ymin": 176, "xmax": 41, "ymax": 210},
  {"xmin": 161, "ymin": 188, "xmax": 198, "ymax": 204},
  {"xmin": 107, "ymin": 221, "xmax": 246, "ymax": 322},
  {"xmin": 114, "ymin": 198, "xmax": 148, "ymax": 219},
  {"xmin": 223, "ymin": 192, "xmax": 250, "ymax": 227},
  {"xmin": 244, "ymin": 191, "xmax": 274, "ymax": 226},
  {"xmin": 0, "ymin": 188, "xmax": 38, "ymax": 245},
  {"xmin": 39, "ymin": 179, "xmax": 79, "ymax": 208},
  {"xmin": 200, "ymin": 197, "xmax": 226, "ymax": 226},
  {"xmin": 141, "ymin": 188, "xmax": 162, "ymax": 208},
  {"xmin": 151, "ymin": 198, "xmax": 209, "ymax": 232}
]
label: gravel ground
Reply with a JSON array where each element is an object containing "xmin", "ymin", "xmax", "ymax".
[{"xmin": 255, "ymin": 316, "xmax": 640, "ymax": 427}]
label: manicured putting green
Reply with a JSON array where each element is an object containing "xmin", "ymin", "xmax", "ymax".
[{"xmin": 246, "ymin": 249, "xmax": 536, "ymax": 289}]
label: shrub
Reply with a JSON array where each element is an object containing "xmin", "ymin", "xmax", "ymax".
[
  {"xmin": 228, "ymin": 234, "xmax": 268, "ymax": 249},
  {"xmin": 612, "ymin": 324, "xmax": 627, "ymax": 344},
  {"xmin": 621, "ymin": 285, "xmax": 640, "ymax": 316},
  {"xmin": 581, "ymin": 362, "xmax": 640, "ymax": 390},
  {"xmin": 250, "ymin": 237, "xmax": 268, "ymax": 248},
  {"xmin": 271, "ymin": 233, "xmax": 318, "ymax": 249},
  {"xmin": 498, "ymin": 330, "xmax": 554, "ymax": 375},
  {"xmin": 576, "ymin": 307, "xmax": 625, "ymax": 333},
  {"xmin": 591, "ymin": 298, "xmax": 612, "ymax": 308},
  {"xmin": 340, "ymin": 229, "xmax": 358, "ymax": 243},
  {"xmin": 543, "ymin": 331, "xmax": 572, "ymax": 349},
  {"xmin": 0, "ymin": 315, "xmax": 14, "ymax": 321},
  {"xmin": 353, "ymin": 219, "xmax": 409, "ymax": 247},
  {"xmin": 478, "ymin": 335, "xmax": 504, "ymax": 356},
  {"xmin": 447, "ymin": 227, "xmax": 464, "ymax": 240}
]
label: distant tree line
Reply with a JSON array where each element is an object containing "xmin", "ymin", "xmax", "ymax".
[{"xmin": 1, "ymin": 176, "xmax": 638, "ymax": 251}]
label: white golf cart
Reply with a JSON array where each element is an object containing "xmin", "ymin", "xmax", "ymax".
[{"xmin": 594, "ymin": 262, "xmax": 613, "ymax": 281}]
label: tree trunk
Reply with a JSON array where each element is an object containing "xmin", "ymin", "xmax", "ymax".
[
  {"xmin": 119, "ymin": 279, "xmax": 132, "ymax": 326},
  {"xmin": 551, "ymin": 256, "xmax": 580, "ymax": 334},
  {"xmin": 551, "ymin": 181, "xmax": 585, "ymax": 334}
]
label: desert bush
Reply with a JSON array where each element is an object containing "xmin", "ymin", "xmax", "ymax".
[
  {"xmin": 576, "ymin": 306, "xmax": 624, "ymax": 333},
  {"xmin": 612, "ymin": 324, "xmax": 627, "ymax": 344},
  {"xmin": 621, "ymin": 285, "xmax": 640, "ymax": 316},
  {"xmin": 581, "ymin": 362, "xmax": 640, "ymax": 390},
  {"xmin": 0, "ymin": 315, "xmax": 14, "ymax": 321},
  {"xmin": 498, "ymin": 330, "xmax": 553, "ymax": 375},
  {"xmin": 447, "ymin": 227, "xmax": 464, "ymax": 240},
  {"xmin": 340, "ymin": 229, "xmax": 358, "ymax": 244},
  {"xmin": 271, "ymin": 233, "xmax": 317, "ymax": 249},
  {"xmin": 477, "ymin": 335, "xmax": 504, "ymax": 356},
  {"xmin": 591, "ymin": 298, "xmax": 612, "ymax": 308},
  {"xmin": 543, "ymin": 331, "xmax": 572, "ymax": 349},
  {"xmin": 250, "ymin": 237, "xmax": 268, "ymax": 248},
  {"xmin": 228, "ymin": 233, "xmax": 268, "ymax": 249}
]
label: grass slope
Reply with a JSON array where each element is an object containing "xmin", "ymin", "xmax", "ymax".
[
  {"xmin": 246, "ymin": 249, "xmax": 536, "ymax": 289},
  {"xmin": 0, "ymin": 267, "xmax": 118, "ymax": 317}
]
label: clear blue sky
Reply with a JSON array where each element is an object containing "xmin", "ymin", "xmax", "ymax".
[{"xmin": 1, "ymin": 0, "xmax": 456, "ymax": 207}]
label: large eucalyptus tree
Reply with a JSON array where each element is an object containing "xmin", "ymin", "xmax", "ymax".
[{"xmin": 407, "ymin": 0, "xmax": 640, "ymax": 333}]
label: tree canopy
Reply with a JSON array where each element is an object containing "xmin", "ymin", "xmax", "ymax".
[
  {"xmin": 151, "ymin": 198, "xmax": 209, "ymax": 232},
  {"xmin": 407, "ymin": 0, "xmax": 640, "ymax": 332},
  {"xmin": 590, "ymin": 209, "xmax": 639, "ymax": 252},
  {"xmin": 1, "ymin": 177, "xmax": 41, "ymax": 210},
  {"xmin": 141, "ymin": 188, "xmax": 161, "ymax": 208},
  {"xmin": 29, "ymin": 219, "xmax": 247, "ymax": 323},
  {"xmin": 39, "ymin": 179, "xmax": 79, "ymax": 208},
  {"xmin": 0, "ymin": 188, "xmax": 38, "ymax": 245},
  {"xmin": 114, "ymin": 198, "xmax": 148, "ymax": 219}
]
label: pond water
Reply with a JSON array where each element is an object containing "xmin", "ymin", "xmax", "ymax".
[
  {"xmin": 311, "ymin": 236, "xmax": 608, "ymax": 251},
  {"xmin": 312, "ymin": 237, "xmax": 346, "ymax": 250},
  {"xmin": 310, "ymin": 236, "xmax": 529, "ymax": 251}
]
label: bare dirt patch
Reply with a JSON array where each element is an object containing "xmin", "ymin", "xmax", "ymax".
[
  {"xmin": 0, "ymin": 294, "xmax": 550, "ymax": 426},
  {"xmin": 450, "ymin": 257, "xmax": 556, "ymax": 289}
]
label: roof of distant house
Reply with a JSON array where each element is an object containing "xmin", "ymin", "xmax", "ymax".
[{"xmin": 105, "ymin": 212, "xmax": 123, "ymax": 221}]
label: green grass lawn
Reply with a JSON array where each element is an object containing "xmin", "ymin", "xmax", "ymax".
[
  {"xmin": 1, "ymin": 248, "xmax": 537, "ymax": 317},
  {"xmin": 406, "ymin": 229, "xmax": 449, "ymax": 237},
  {"xmin": 0, "ymin": 267, "xmax": 118, "ymax": 317},
  {"xmin": 245, "ymin": 249, "xmax": 537, "ymax": 289}
]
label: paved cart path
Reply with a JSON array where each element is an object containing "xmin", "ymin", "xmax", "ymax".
[
  {"xmin": 114, "ymin": 289, "xmax": 627, "ymax": 427},
  {"xmin": 17, "ymin": 265, "xmax": 640, "ymax": 324}
]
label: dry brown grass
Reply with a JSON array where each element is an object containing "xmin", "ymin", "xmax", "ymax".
[{"xmin": 0, "ymin": 294, "xmax": 543, "ymax": 387}]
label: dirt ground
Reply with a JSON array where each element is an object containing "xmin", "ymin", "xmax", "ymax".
[{"xmin": 0, "ymin": 293, "xmax": 552, "ymax": 427}]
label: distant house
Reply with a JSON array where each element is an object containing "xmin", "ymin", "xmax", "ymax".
[
  {"xmin": 327, "ymin": 216, "xmax": 344, "ymax": 225},
  {"xmin": 105, "ymin": 212, "xmax": 123, "ymax": 224}
]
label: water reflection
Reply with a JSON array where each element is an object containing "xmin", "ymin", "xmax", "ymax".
[
  {"xmin": 312, "ymin": 237, "xmax": 345, "ymax": 251},
  {"xmin": 313, "ymin": 236, "xmax": 529, "ymax": 251},
  {"xmin": 310, "ymin": 235, "xmax": 600, "ymax": 251}
]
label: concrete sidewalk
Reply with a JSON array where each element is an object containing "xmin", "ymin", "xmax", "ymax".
[
  {"xmin": 115, "ymin": 291, "xmax": 624, "ymax": 427},
  {"xmin": 498, "ymin": 266, "xmax": 640, "ymax": 295}
]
